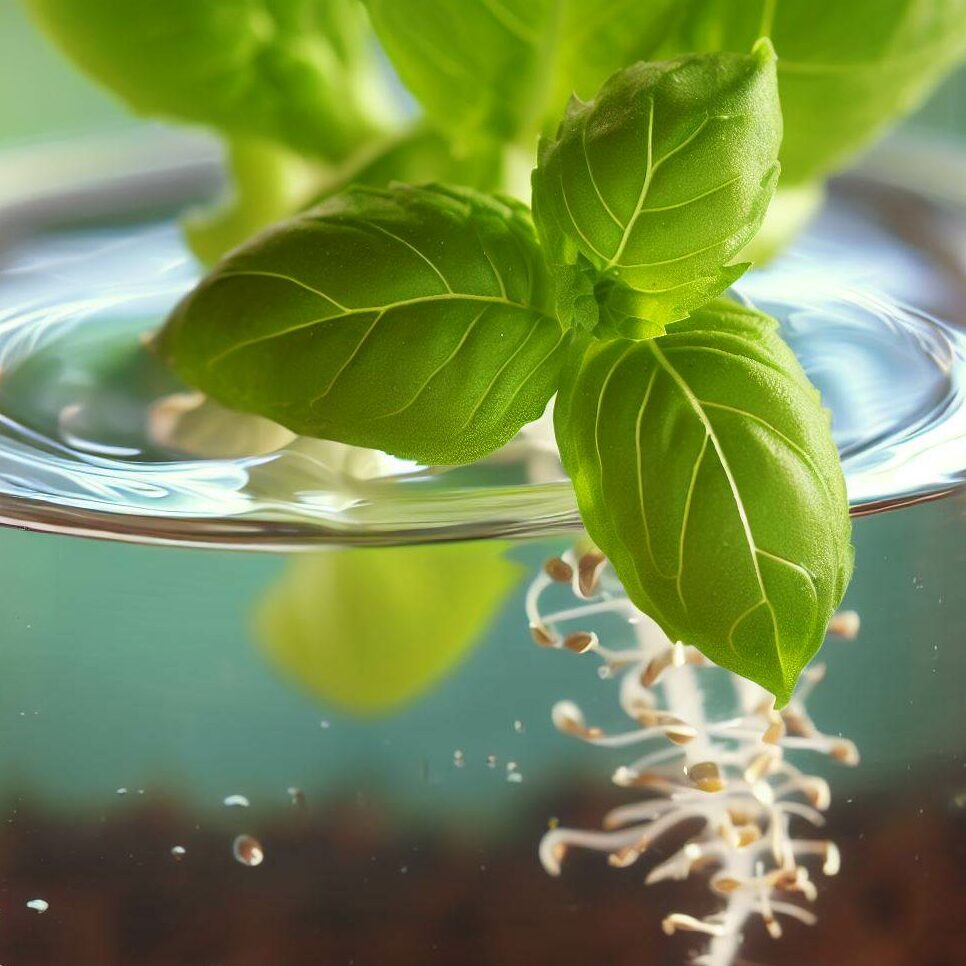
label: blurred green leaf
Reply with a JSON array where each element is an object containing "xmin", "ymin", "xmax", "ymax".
[
  {"xmin": 257, "ymin": 542, "xmax": 524, "ymax": 715},
  {"xmin": 25, "ymin": 0, "xmax": 390, "ymax": 160},
  {"xmin": 363, "ymin": 0, "xmax": 679, "ymax": 148},
  {"xmin": 186, "ymin": 126, "xmax": 508, "ymax": 266},
  {"xmin": 656, "ymin": 0, "xmax": 966, "ymax": 183}
]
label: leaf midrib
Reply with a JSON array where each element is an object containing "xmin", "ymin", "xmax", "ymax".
[
  {"xmin": 647, "ymin": 339, "xmax": 784, "ymax": 674},
  {"xmin": 203, "ymin": 273, "xmax": 553, "ymax": 369}
]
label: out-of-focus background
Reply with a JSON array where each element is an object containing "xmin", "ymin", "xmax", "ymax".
[{"xmin": 2, "ymin": 0, "xmax": 964, "ymax": 169}]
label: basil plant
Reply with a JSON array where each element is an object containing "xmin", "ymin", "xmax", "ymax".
[{"xmin": 27, "ymin": 0, "xmax": 966, "ymax": 704}]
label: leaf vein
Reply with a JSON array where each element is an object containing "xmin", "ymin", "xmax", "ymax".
[
  {"xmin": 215, "ymin": 270, "xmax": 350, "ymax": 313},
  {"xmin": 581, "ymin": 119, "xmax": 623, "ymax": 230},
  {"xmin": 359, "ymin": 220, "xmax": 454, "ymax": 293},
  {"xmin": 634, "ymin": 366, "xmax": 676, "ymax": 580},
  {"xmin": 308, "ymin": 309, "xmax": 388, "ymax": 408},
  {"xmin": 648, "ymin": 341, "xmax": 784, "ymax": 677},
  {"xmin": 373, "ymin": 306, "xmax": 490, "ymax": 420},
  {"xmin": 699, "ymin": 399, "xmax": 836, "ymax": 507},
  {"xmin": 676, "ymin": 433, "xmax": 710, "ymax": 611},
  {"xmin": 203, "ymin": 293, "xmax": 543, "ymax": 367},
  {"xmin": 495, "ymin": 327, "xmax": 568, "ymax": 421},
  {"xmin": 640, "ymin": 174, "xmax": 742, "ymax": 214}
]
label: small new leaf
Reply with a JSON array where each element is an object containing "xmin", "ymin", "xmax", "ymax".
[
  {"xmin": 554, "ymin": 299, "xmax": 853, "ymax": 705},
  {"xmin": 159, "ymin": 184, "xmax": 569, "ymax": 465},
  {"xmin": 532, "ymin": 43, "xmax": 781, "ymax": 331}
]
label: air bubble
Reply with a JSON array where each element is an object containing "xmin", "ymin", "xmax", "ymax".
[
  {"xmin": 232, "ymin": 834, "xmax": 264, "ymax": 867},
  {"xmin": 26, "ymin": 899, "xmax": 49, "ymax": 913},
  {"xmin": 223, "ymin": 794, "xmax": 250, "ymax": 808},
  {"xmin": 453, "ymin": 750, "xmax": 465, "ymax": 768},
  {"xmin": 171, "ymin": 845, "xmax": 187, "ymax": 860}
]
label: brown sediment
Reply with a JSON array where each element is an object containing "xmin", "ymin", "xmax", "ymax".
[{"xmin": 0, "ymin": 777, "xmax": 958, "ymax": 966}]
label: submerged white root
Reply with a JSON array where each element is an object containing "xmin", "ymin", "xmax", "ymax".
[{"xmin": 530, "ymin": 551, "xmax": 860, "ymax": 966}]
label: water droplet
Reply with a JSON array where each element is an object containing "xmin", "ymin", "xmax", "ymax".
[
  {"xmin": 223, "ymin": 794, "xmax": 250, "ymax": 808},
  {"xmin": 452, "ymin": 750, "xmax": 465, "ymax": 768},
  {"xmin": 513, "ymin": 720, "xmax": 525, "ymax": 734},
  {"xmin": 232, "ymin": 834, "xmax": 264, "ymax": 867},
  {"xmin": 287, "ymin": 786, "xmax": 305, "ymax": 808},
  {"xmin": 171, "ymin": 845, "xmax": 187, "ymax": 860},
  {"xmin": 486, "ymin": 755, "xmax": 497, "ymax": 769},
  {"xmin": 26, "ymin": 899, "xmax": 48, "ymax": 913}
]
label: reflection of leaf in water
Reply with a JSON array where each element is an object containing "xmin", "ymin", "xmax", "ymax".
[{"xmin": 256, "ymin": 542, "xmax": 523, "ymax": 716}]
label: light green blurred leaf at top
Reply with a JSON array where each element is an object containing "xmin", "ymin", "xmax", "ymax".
[
  {"xmin": 656, "ymin": 0, "xmax": 966, "ymax": 184},
  {"xmin": 257, "ymin": 542, "xmax": 524, "ymax": 716},
  {"xmin": 25, "ymin": 0, "xmax": 389, "ymax": 161},
  {"xmin": 364, "ymin": 0, "xmax": 679, "ymax": 148}
]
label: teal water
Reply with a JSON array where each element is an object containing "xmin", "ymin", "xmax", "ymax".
[
  {"xmin": 0, "ymin": 492, "xmax": 961, "ymax": 965},
  {"xmin": 0, "ymin": 504, "xmax": 963, "ymax": 808}
]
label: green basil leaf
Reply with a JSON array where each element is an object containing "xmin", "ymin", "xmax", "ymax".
[
  {"xmin": 159, "ymin": 183, "xmax": 570, "ymax": 465},
  {"xmin": 657, "ymin": 0, "xmax": 966, "ymax": 184},
  {"xmin": 554, "ymin": 299, "xmax": 853, "ymax": 704},
  {"xmin": 25, "ymin": 0, "xmax": 389, "ymax": 160},
  {"xmin": 257, "ymin": 542, "xmax": 523, "ymax": 716},
  {"xmin": 363, "ymin": 0, "xmax": 680, "ymax": 147},
  {"xmin": 532, "ymin": 43, "xmax": 781, "ymax": 332}
]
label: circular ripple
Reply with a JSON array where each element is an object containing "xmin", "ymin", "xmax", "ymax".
[{"xmin": 0, "ymin": 185, "xmax": 963, "ymax": 549}]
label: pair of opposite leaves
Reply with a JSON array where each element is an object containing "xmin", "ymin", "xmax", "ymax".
[{"xmin": 161, "ymin": 43, "xmax": 853, "ymax": 706}]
